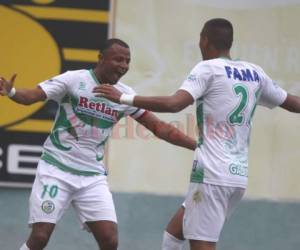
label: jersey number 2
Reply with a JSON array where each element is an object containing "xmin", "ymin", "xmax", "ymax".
[{"xmin": 228, "ymin": 84, "xmax": 258, "ymax": 126}]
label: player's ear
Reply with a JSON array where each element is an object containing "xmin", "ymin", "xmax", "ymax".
[
  {"xmin": 202, "ymin": 36, "xmax": 209, "ymax": 47},
  {"xmin": 98, "ymin": 53, "xmax": 103, "ymax": 62}
]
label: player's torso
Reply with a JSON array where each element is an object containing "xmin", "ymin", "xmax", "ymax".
[
  {"xmin": 198, "ymin": 59, "xmax": 261, "ymax": 129},
  {"xmin": 195, "ymin": 59, "xmax": 263, "ymax": 187},
  {"xmin": 53, "ymin": 70, "xmax": 127, "ymax": 144},
  {"xmin": 43, "ymin": 70, "xmax": 128, "ymax": 173}
]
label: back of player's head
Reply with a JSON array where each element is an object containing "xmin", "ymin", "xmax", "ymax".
[
  {"xmin": 100, "ymin": 38, "xmax": 130, "ymax": 55},
  {"xmin": 201, "ymin": 18, "xmax": 233, "ymax": 50}
]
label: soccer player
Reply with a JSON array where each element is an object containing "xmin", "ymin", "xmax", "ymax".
[
  {"xmin": 95, "ymin": 19, "xmax": 300, "ymax": 250},
  {"xmin": 0, "ymin": 38, "xmax": 197, "ymax": 250}
]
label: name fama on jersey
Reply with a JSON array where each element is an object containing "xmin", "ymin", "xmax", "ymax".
[
  {"xmin": 225, "ymin": 66, "xmax": 260, "ymax": 82},
  {"xmin": 76, "ymin": 96, "xmax": 119, "ymax": 122}
]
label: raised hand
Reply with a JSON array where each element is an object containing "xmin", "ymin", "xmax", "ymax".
[
  {"xmin": 93, "ymin": 84, "xmax": 122, "ymax": 103},
  {"xmin": 0, "ymin": 74, "xmax": 17, "ymax": 96}
]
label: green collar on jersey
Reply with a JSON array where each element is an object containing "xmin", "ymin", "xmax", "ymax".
[{"xmin": 89, "ymin": 69, "xmax": 101, "ymax": 84}]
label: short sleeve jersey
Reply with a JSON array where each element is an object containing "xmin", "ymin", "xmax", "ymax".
[
  {"xmin": 180, "ymin": 58, "xmax": 287, "ymax": 188},
  {"xmin": 39, "ymin": 69, "xmax": 145, "ymax": 176}
]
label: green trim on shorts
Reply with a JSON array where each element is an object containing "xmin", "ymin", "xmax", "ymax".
[{"xmin": 41, "ymin": 151, "xmax": 105, "ymax": 176}]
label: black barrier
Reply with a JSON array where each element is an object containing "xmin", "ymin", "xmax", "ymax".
[{"xmin": 0, "ymin": 0, "xmax": 112, "ymax": 186}]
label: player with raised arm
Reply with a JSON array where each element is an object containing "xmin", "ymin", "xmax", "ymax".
[
  {"xmin": 0, "ymin": 38, "xmax": 196, "ymax": 250},
  {"xmin": 95, "ymin": 19, "xmax": 300, "ymax": 250}
]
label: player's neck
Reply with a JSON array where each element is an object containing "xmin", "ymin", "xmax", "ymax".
[
  {"xmin": 92, "ymin": 68, "xmax": 102, "ymax": 83},
  {"xmin": 218, "ymin": 51, "xmax": 231, "ymax": 60},
  {"xmin": 205, "ymin": 50, "xmax": 231, "ymax": 60}
]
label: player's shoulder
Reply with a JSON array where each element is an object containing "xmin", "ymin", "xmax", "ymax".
[
  {"xmin": 115, "ymin": 81, "xmax": 137, "ymax": 94},
  {"xmin": 233, "ymin": 60, "xmax": 265, "ymax": 73},
  {"xmin": 54, "ymin": 69, "xmax": 88, "ymax": 79},
  {"xmin": 193, "ymin": 58, "xmax": 229, "ymax": 70},
  {"xmin": 65, "ymin": 69, "xmax": 89, "ymax": 76}
]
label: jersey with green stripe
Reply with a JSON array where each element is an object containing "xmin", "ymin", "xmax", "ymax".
[
  {"xmin": 180, "ymin": 58, "xmax": 287, "ymax": 188},
  {"xmin": 38, "ymin": 69, "xmax": 145, "ymax": 176}
]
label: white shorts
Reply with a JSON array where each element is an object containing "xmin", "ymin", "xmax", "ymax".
[
  {"xmin": 29, "ymin": 160, "xmax": 117, "ymax": 230},
  {"xmin": 183, "ymin": 183, "xmax": 245, "ymax": 242}
]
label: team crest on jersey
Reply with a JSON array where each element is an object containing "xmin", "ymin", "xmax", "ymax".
[
  {"xmin": 193, "ymin": 191, "xmax": 202, "ymax": 203},
  {"xmin": 41, "ymin": 200, "xmax": 55, "ymax": 214},
  {"xmin": 79, "ymin": 82, "xmax": 86, "ymax": 90}
]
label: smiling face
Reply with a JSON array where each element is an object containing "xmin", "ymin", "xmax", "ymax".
[{"xmin": 97, "ymin": 43, "xmax": 131, "ymax": 84}]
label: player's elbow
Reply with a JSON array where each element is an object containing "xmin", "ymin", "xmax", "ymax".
[
  {"xmin": 19, "ymin": 98, "xmax": 35, "ymax": 105},
  {"xmin": 23, "ymin": 101, "xmax": 34, "ymax": 106},
  {"xmin": 170, "ymin": 107, "xmax": 181, "ymax": 113},
  {"xmin": 18, "ymin": 98, "xmax": 38, "ymax": 106},
  {"xmin": 167, "ymin": 102, "xmax": 183, "ymax": 113}
]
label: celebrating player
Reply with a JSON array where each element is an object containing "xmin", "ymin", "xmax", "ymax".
[
  {"xmin": 0, "ymin": 38, "xmax": 197, "ymax": 250},
  {"xmin": 95, "ymin": 19, "xmax": 300, "ymax": 250}
]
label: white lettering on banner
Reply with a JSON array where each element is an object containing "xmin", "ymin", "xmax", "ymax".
[{"xmin": 7, "ymin": 144, "xmax": 42, "ymax": 175}]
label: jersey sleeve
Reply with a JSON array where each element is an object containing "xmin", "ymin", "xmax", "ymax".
[
  {"xmin": 179, "ymin": 62, "xmax": 212, "ymax": 101},
  {"xmin": 38, "ymin": 71, "xmax": 70, "ymax": 103},
  {"xmin": 127, "ymin": 90, "xmax": 146, "ymax": 119},
  {"xmin": 115, "ymin": 83, "xmax": 146, "ymax": 119},
  {"xmin": 258, "ymin": 71, "xmax": 287, "ymax": 109}
]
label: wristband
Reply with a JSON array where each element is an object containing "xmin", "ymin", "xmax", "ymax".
[
  {"xmin": 120, "ymin": 94, "xmax": 136, "ymax": 106},
  {"xmin": 7, "ymin": 87, "xmax": 16, "ymax": 98}
]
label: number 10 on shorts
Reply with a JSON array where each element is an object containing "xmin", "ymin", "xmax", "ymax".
[{"xmin": 41, "ymin": 184, "xmax": 58, "ymax": 199}]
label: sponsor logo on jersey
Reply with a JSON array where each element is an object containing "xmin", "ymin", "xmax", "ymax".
[
  {"xmin": 187, "ymin": 74, "xmax": 197, "ymax": 82},
  {"xmin": 224, "ymin": 66, "xmax": 260, "ymax": 82},
  {"xmin": 41, "ymin": 200, "xmax": 55, "ymax": 214},
  {"xmin": 77, "ymin": 96, "xmax": 119, "ymax": 121},
  {"xmin": 229, "ymin": 163, "xmax": 248, "ymax": 177}
]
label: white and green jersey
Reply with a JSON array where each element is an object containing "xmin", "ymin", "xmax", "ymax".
[
  {"xmin": 39, "ymin": 69, "xmax": 145, "ymax": 176},
  {"xmin": 180, "ymin": 58, "xmax": 287, "ymax": 188}
]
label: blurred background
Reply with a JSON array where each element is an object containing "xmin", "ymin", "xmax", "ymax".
[{"xmin": 1, "ymin": 0, "xmax": 300, "ymax": 249}]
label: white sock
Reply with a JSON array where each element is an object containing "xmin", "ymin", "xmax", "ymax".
[
  {"xmin": 161, "ymin": 231, "xmax": 184, "ymax": 250},
  {"xmin": 20, "ymin": 243, "xmax": 30, "ymax": 250}
]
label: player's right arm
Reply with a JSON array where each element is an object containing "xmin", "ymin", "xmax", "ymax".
[
  {"xmin": 0, "ymin": 74, "xmax": 46, "ymax": 105},
  {"xmin": 135, "ymin": 111, "xmax": 197, "ymax": 150},
  {"xmin": 280, "ymin": 94, "xmax": 300, "ymax": 113}
]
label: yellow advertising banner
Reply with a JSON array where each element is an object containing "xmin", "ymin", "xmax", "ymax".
[{"xmin": 0, "ymin": 0, "xmax": 112, "ymax": 186}]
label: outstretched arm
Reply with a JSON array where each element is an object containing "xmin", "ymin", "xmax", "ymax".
[
  {"xmin": 280, "ymin": 94, "xmax": 300, "ymax": 113},
  {"xmin": 93, "ymin": 84, "xmax": 194, "ymax": 113},
  {"xmin": 0, "ymin": 74, "xmax": 46, "ymax": 105},
  {"xmin": 135, "ymin": 111, "xmax": 197, "ymax": 151},
  {"xmin": 132, "ymin": 90, "xmax": 194, "ymax": 113}
]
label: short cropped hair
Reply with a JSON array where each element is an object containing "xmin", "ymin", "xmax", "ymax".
[
  {"xmin": 100, "ymin": 38, "xmax": 129, "ymax": 54},
  {"xmin": 202, "ymin": 18, "xmax": 233, "ymax": 50}
]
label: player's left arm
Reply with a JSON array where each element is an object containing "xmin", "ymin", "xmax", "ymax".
[
  {"xmin": 280, "ymin": 94, "xmax": 300, "ymax": 113},
  {"xmin": 94, "ymin": 84, "xmax": 194, "ymax": 113},
  {"xmin": 135, "ymin": 111, "xmax": 197, "ymax": 151},
  {"xmin": 132, "ymin": 90, "xmax": 194, "ymax": 113}
]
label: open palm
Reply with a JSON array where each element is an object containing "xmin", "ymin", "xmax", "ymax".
[{"xmin": 0, "ymin": 74, "xmax": 16, "ymax": 96}]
